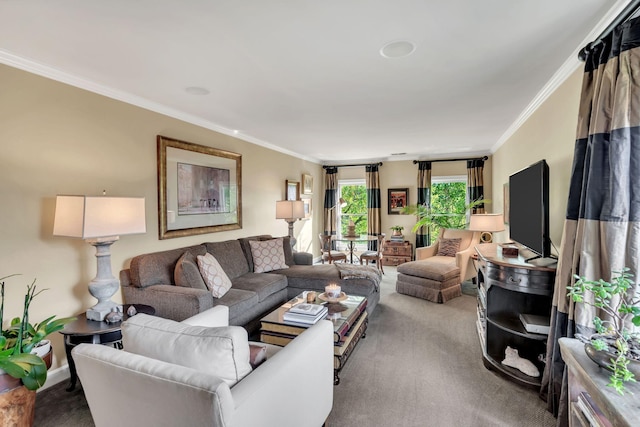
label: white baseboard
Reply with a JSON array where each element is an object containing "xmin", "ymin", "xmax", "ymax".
[{"xmin": 38, "ymin": 364, "xmax": 70, "ymax": 393}]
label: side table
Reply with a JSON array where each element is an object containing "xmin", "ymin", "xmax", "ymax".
[{"xmin": 59, "ymin": 304, "xmax": 155, "ymax": 391}]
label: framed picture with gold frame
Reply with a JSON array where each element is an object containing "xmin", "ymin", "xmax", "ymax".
[
  {"xmin": 157, "ymin": 135, "xmax": 242, "ymax": 239},
  {"xmin": 302, "ymin": 174, "xmax": 313, "ymax": 195},
  {"xmin": 286, "ymin": 180, "xmax": 300, "ymax": 201}
]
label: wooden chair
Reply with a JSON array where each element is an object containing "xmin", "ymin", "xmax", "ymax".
[
  {"xmin": 319, "ymin": 234, "xmax": 347, "ymax": 264},
  {"xmin": 359, "ymin": 233, "xmax": 385, "ymax": 274}
]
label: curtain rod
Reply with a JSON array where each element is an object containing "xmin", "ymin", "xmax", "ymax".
[
  {"xmin": 412, "ymin": 155, "xmax": 488, "ymax": 164},
  {"xmin": 578, "ymin": 0, "xmax": 640, "ymax": 61},
  {"xmin": 322, "ymin": 162, "xmax": 383, "ymax": 169}
]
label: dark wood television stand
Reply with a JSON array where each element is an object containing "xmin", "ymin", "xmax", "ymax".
[{"xmin": 475, "ymin": 243, "xmax": 557, "ymax": 388}]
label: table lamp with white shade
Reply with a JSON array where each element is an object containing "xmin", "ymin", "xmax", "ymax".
[
  {"xmin": 53, "ymin": 195, "xmax": 146, "ymax": 321},
  {"xmin": 468, "ymin": 213, "xmax": 505, "ymax": 243},
  {"xmin": 275, "ymin": 200, "xmax": 305, "ymax": 247}
]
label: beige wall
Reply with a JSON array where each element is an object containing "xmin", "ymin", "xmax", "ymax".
[
  {"xmin": 491, "ymin": 67, "xmax": 583, "ymax": 247},
  {"xmin": 334, "ymin": 158, "xmax": 493, "ymax": 245},
  {"xmin": 0, "ymin": 64, "xmax": 322, "ymax": 371}
]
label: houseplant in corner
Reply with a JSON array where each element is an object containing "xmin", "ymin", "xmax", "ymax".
[
  {"xmin": 567, "ymin": 268, "xmax": 640, "ymax": 395},
  {"xmin": 401, "ymin": 198, "xmax": 488, "ymax": 232},
  {"xmin": 0, "ymin": 274, "xmax": 76, "ymax": 425}
]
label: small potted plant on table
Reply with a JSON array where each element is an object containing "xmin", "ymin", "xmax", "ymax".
[
  {"xmin": 567, "ymin": 268, "xmax": 640, "ymax": 395},
  {"xmin": 0, "ymin": 274, "xmax": 75, "ymax": 425},
  {"xmin": 390, "ymin": 225, "xmax": 404, "ymax": 237}
]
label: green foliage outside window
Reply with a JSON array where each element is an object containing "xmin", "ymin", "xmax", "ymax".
[{"xmin": 339, "ymin": 184, "xmax": 367, "ymax": 237}]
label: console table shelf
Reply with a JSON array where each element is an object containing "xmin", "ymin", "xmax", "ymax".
[{"xmin": 475, "ymin": 243, "xmax": 557, "ymax": 389}]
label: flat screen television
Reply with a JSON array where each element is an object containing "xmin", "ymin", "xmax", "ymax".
[{"xmin": 508, "ymin": 160, "xmax": 550, "ymax": 259}]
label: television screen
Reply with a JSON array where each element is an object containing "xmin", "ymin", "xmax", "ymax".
[{"xmin": 508, "ymin": 160, "xmax": 550, "ymax": 259}]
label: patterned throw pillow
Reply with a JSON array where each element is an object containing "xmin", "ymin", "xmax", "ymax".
[
  {"xmin": 437, "ymin": 238, "xmax": 462, "ymax": 257},
  {"xmin": 249, "ymin": 238, "xmax": 289, "ymax": 273},
  {"xmin": 197, "ymin": 252, "xmax": 232, "ymax": 298}
]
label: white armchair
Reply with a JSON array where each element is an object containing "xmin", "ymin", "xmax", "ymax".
[
  {"xmin": 72, "ymin": 306, "xmax": 334, "ymax": 427},
  {"xmin": 415, "ymin": 228, "xmax": 481, "ymax": 283}
]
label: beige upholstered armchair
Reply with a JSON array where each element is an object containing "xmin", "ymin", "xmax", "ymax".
[
  {"xmin": 415, "ymin": 228, "xmax": 481, "ymax": 283},
  {"xmin": 72, "ymin": 306, "xmax": 334, "ymax": 427}
]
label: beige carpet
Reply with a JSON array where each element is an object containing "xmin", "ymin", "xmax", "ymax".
[{"xmin": 326, "ymin": 266, "xmax": 556, "ymax": 427}]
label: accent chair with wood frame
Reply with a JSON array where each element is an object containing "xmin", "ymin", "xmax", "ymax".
[
  {"xmin": 319, "ymin": 234, "xmax": 347, "ymax": 264},
  {"xmin": 359, "ymin": 233, "xmax": 385, "ymax": 274}
]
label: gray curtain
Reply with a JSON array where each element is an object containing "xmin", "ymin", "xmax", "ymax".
[
  {"xmin": 323, "ymin": 167, "xmax": 338, "ymax": 239},
  {"xmin": 541, "ymin": 16, "xmax": 640, "ymax": 426},
  {"xmin": 466, "ymin": 159, "xmax": 485, "ymax": 213},
  {"xmin": 366, "ymin": 164, "xmax": 382, "ymax": 251},
  {"xmin": 416, "ymin": 161, "xmax": 432, "ymax": 248}
]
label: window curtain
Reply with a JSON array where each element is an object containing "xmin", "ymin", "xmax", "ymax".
[
  {"xmin": 366, "ymin": 164, "xmax": 382, "ymax": 251},
  {"xmin": 416, "ymin": 161, "xmax": 432, "ymax": 248},
  {"xmin": 541, "ymin": 16, "xmax": 640, "ymax": 426},
  {"xmin": 466, "ymin": 159, "xmax": 485, "ymax": 213},
  {"xmin": 323, "ymin": 167, "xmax": 338, "ymax": 240}
]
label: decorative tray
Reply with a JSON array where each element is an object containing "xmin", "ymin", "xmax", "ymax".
[{"xmin": 318, "ymin": 292, "xmax": 348, "ymax": 303}]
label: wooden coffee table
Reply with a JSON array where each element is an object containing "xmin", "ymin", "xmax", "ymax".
[{"xmin": 260, "ymin": 294, "xmax": 368, "ymax": 385}]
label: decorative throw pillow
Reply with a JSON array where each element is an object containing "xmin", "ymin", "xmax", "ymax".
[
  {"xmin": 122, "ymin": 314, "xmax": 252, "ymax": 386},
  {"xmin": 437, "ymin": 238, "xmax": 462, "ymax": 257},
  {"xmin": 197, "ymin": 252, "xmax": 233, "ymax": 298},
  {"xmin": 249, "ymin": 343, "xmax": 268, "ymax": 369},
  {"xmin": 174, "ymin": 251, "xmax": 207, "ymax": 290},
  {"xmin": 249, "ymin": 238, "xmax": 289, "ymax": 273}
]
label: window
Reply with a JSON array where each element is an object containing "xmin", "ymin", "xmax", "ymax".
[
  {"xmin": 429, "ymin": 176, "xmax": 467, "ymax": 244},
  {"xmin": 337, "ymin": 180, "xmax": 367, "ymax": 250}
]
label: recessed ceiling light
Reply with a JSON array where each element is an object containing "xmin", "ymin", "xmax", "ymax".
[
  {"xmin": 380, "ymin": 41, "xmax": 416, "ymax": 58},
  {"xmin": 391, "ymin": 152, "xmax": 407, "ymax": 156},
  {"xmin": 185, "ymin": 86, "xmax": 210, "ymax": 95}
]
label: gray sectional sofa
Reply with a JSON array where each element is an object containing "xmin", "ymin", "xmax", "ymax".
[{"xmin": 120, "ymin": 235, "xmax": 380, "ymax": 334}]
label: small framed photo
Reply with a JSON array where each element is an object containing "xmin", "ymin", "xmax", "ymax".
[
  {"xmin": 388, "ymin": 188, "xmax": 409, "ymax": 215},
  {"xmin": 302, "ymin": 198, "xmax": 312, "ymax": 218},
  {"xmin": 286, "ymin": 180, "xmax": 300, "ymax": 201},
  {"xmin": 302, "ymin": 174, "xmax": 313, "ymax": 195}
]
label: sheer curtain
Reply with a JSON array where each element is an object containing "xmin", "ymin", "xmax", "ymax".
[
  {"xmin": 541, "ymin": 16, "xmax": 640, "ymax": 426},
  {"xmin": 416, "ymin": 161, "xmax": 432, "ymax": 248},
  {"xmin": 366, "ymin": 164, "xmax": 382, "ymax": 251}
]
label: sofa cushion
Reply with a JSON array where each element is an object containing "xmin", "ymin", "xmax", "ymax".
[
  {"xmin": 231, "ymin": 272, "xmax": 287, "ymax": 302},
  {"xmin": 122, "ymin": 314, "xmax": 252, "ymax": 387},
  {"xmin": 437, "ymin": 238, "xmax": 461, "ymax": 257},
  {"xmin": 130, "ymin": 244, "xmax": 208, "ymax": 288},
  {"xmin": 213, "ymin": 288, "xmax": 260, "ymax": 323},
  {"xmin": 174, "ymin": 251, "xmax": 207, "ymax": 290},
  {"xmin": 197, "ymin": 253, "xmax": 233, "ymax": 298},
  {"xmin": 249, "ymin": 238, "xmax": 289, "ymax": 273},
  {"xmin": 204, "ymin": 240, "xmax": 250, "ymax": 280}
]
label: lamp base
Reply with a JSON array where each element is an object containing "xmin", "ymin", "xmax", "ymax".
[{"xmin": 86, "ymin": 301, "xmax": 123, "ymax": 321}]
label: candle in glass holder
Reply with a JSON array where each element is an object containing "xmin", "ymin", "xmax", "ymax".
[{"xmin": 325, "ymin": 284, "xmax": 341, "ymax": 299}]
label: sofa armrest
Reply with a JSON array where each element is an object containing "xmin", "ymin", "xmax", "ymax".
[
  {"xmin": 182, "ymin": 306, "xmax": 229, "ymax": 327},
  {"xmin": 293, "ymin": 251, "xmax": 313, "ymax": 265},
  {"xmin": 416, "ymin": 243, "xmax": 438, "ymax": 260},
  {"xmin": 230, "ymin": 320, "xmax": 334, "ymax": 427},
  {"xmin": 121, "ymin": 283, "xmax": 213, "ymax": 322}
]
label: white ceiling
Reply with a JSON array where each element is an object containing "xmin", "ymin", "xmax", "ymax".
[{"xmin": 0, "ymin": 0, "xmax": 628, "ymax": 164}]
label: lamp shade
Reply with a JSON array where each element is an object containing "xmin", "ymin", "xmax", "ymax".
[
  {"xmin": 468, "ymin": 213, "xmax": 505, "ymax": 232},
  {"xmin": 275, "ymin": 200, "xmax": 305, "ymax": 220},
  {"xmin": 53, "ymin": 195, "xmax": 147, "ymax": 238}
]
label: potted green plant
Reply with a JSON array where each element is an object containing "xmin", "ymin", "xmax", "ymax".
[
  {"xmin": 567, "ymin": 268, "xmax": 640, "ymax": 395},
  {"xmin": 1, "ymin": 274, "xmax": 75, "ymax": 424},
  {"xmin": 401, "ymin": 199, "xmax": 489, "ymax": 232},
  {"xmin": 390, "ymin": 225, "xmax": 404, "ymax": 237}
]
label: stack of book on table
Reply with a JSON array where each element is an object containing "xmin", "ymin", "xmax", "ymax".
[{"xmin": 283, "ymin": 303, "xmax": 328, "ymax": 325}]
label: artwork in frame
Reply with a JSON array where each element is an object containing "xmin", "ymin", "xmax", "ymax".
[
  {"xmin": 286, "ymin": 180, "xmax": 300, "ymax": 201},
  {"xmin": 388, "ymin": 188, "xmax": 409, "ymax": 215},
  {"xmin": 302, "ymin": 197, "xmax": 312, "ymax": 218},
  {"xmin": 302, "ymin": 174, "xmax": 313, "ymax": 195},
  {"xmin": 157, "ymin": 135, "xmax": 242, "ymax": 239}
]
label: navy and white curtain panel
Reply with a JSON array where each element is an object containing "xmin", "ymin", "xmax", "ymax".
[
  {"xmin": 466, "ymin": 159, "xmax": 485, "ymax": 213},
  {"xmin": 541, "ymin": 16, "xmax": 640, "ymax": 426},
  {"xmin": 366, "ymin": 164, "xmax": 382, "ymax": 251},
  {"xmin": 323, "ymin": 167, "xmax": 338, "ymax": 238},
  {"xmin": 416, "ymin": 161, "xmax": 432, "ymax": 248}
]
